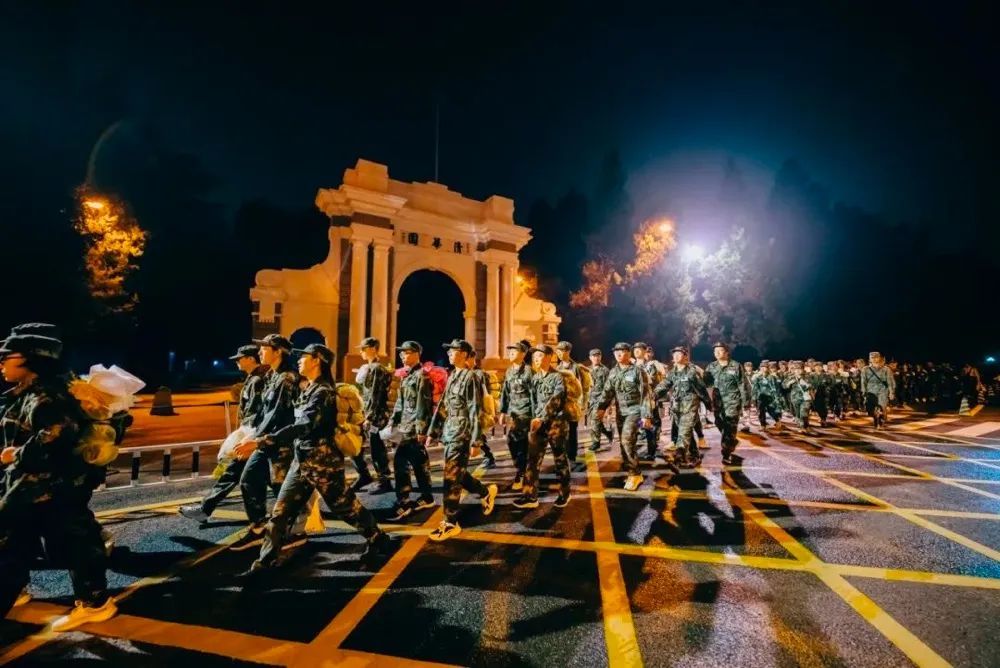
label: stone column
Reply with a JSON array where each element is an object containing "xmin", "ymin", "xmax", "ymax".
[
  {"xmin": 465, "ymin": 310, "xmax": 477, "ymax": 347},
  {"xmin": 485, "ymin": 261, "xmax": 500, "ymax": 358},
  {"xmin": 348, "ymin": 238, "xmax": 370, "ymax": 348},
  {"xmin": 370, "ymin": 241, "xmax": 391, "ymax": 346},
  {"xmin": 500, "ymin": 263, "xmax": 515, "ymax": 352}
]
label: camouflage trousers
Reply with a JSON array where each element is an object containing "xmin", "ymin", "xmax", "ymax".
[
  {"xmin": 507, "ymin": 415, "xmax": 531, "ymax": 478},
  {"xmin": 615, "ymin": 412, "xmax": 643, "ymax": 476},
  {"xmin": 813, "ymin": 396, "xmax": 829, "ymax": 423},
  {"xmin": 671, "ymin": 407, "xmax": 700, "ymax": 459},
  {"xmin": 442, "ymin": 439, "xmax": 489, "ymax": 522},
  {"xmin": 394, "ymin": 437, "xmax": 434, "ymax": 502},
  {"xmin": 757, "ymin": 395, "xmax": 782, "ymax": 427},
  {"xmin": 523, "ymin": 420, "xmax": 570, "ymax": 500},
  {"xmin": 239, "ymin": 448, "xmax": 290, "ymax": 526},
  {"xmin": 0, "ymin": 488, "xmax": 108, "ymax": 615},
  {"xmin": 587, "ymin": 403, "xmax": 614, "ymax": 447},
  {"xmin": 794, "ymin": 400, "xmax": 813, "ymax": 429},
  {"xmin": 641, "ymin": 406, "xmax": 663, "ymax": 457},
  {"xmin": 713, "ymin": 404, "xmax": 741, "ymax": 455},
  {"xmin": 258, "ymin": 444, "xmax": 379, "ymax": 566}
]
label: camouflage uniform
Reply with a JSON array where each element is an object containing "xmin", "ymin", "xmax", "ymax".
[
  {"xmin": 586, "ymin": 360, "xmax": 613, "ymax": 448},
  {"xmin": 751, "ymin": 370, "xmax": 783, "ymax": 427},
  {"xmin": 637, "ymin": 357, "xmax": 665, "ymax": 458},
  {"xmin": 861, "ymin": 364, "xmax": 895, "ymax": 422},
  {"xmin": 357, "ymin": 359, "xmax": 393, "ymax": 484},
  {"xmin": 0, "ymin": 378, "xmax": 109, "ymax": 614},
  {"xmin": 807, "ymin": 366, "xmax": 832, "ymax": 426},
  {"xmin": 784, "ymin": 368, "xmax": 814, "ymax": 430},
  {"xmin": 522, "ymin": 368, "xmax": 571, "ymax": 501},
  {"xmin": 499, "ymin": 360, "xmax": 533, "ymax": 481},
  {"xmin": 256, "ymin": 379, "xmax": 381, "ymax": 565},
  {"xmin": 704, "ymin": 358, "xmax": 749, "ymax": 457},
  {"xmin": 556, "ymin": 355, "xmax": 586, "ymax": 464},
  {"xmin": 598, "ymin": 363, "xmax": 654, "ymax": 475},
  {"xmin": 391, "ymin": 363, "xmax": 434, "ymax": 503},
  {"xmin": 429, "ymin": 368, "xmax": 489, "ymax": 522},
  {"xmin": 199, "ymin": 363, "xmax": 268, "ymax": 516},
  {"xmin": 655, "ymin": 364, "xmax": 711, "ymax": 462},
  {"xmin": 240, "ymin": 368, "xmax": 300, "ymax": 526}
]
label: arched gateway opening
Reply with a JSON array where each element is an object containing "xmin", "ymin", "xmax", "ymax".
[{"xmin": 396, "ymin": 270, "xmax": 464, "ymax": 366}]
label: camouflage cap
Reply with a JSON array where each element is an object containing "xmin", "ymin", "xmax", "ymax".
[
  {"xmin": 228, "ymin": 344, "xmax": 260, "ymax": 360},
  {"xmin": 556, "ymin": 341, "xmax": 573, "ymax": 351},
  {"xmin": 442, "ymin": 338, "xmax": 474, "ymax": 355},
  {"xmin": 528, "ymin": 344, "xmax": 555, "ymax": 356},
  {"xmin": 712, "ymin": 341, "xmax": 730, "ymax": 352},
  {"xmin": 252, "ymin": 334, "xmax": 293, "ymax": 352},
  {"xmin": 506, "ymin": 339, "xmax": 531, "ymax": 353},
  {"xmin": 632, "ymin": 341, "xmax": 649, "ymax": 351},
  {"xmin": 670, "ymin": 345, "xmax": 688, "ymax": 355},
  {"xmin": 0, "ymin": 334, "xmax": 62, "ymax": 359},
  {"xmin": 612, "ymin": 342, "xmax": 632, "ymax": 352},
  {"xmin": 294, "ymin": 343, "xmax": 335, "ymax": 365},
  {"xmin": 396, "ymin": 340, "xmax": 423, "ymax": 354},
  {"xmin": 357, "ymin": 336, "xmax": 380, "ymax": 349},
  {"xmin": 588, "ymin": 348, "xmax": 602, "ymax": 356}
]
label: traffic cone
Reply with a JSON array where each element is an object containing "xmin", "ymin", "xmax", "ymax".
[
  {"xmin": 305, "ymin": 492, "xmax": 325, "ymax": 533},
  {"xmin": 150, "ymin": 386, "xmax": 176, "ymax": 416},
  {"xmin": 959, "ymin": 397, "xmax": 970, "ymax": 416}
]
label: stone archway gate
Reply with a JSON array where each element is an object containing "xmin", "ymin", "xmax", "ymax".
[{"xmin": 250, "ymin": 159, "xmax": 561, "ymax": 378}]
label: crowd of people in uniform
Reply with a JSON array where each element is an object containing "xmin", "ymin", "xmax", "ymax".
[{"xmin": 0, "ymin": 322, "xmax": 988, "ymax": 632}]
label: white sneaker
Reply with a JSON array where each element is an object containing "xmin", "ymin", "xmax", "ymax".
[
  {"xmin": 14, "ymin": 590, "xmax": 31, "ymax": 607},
  {"xmin": 50, "ymin": 597, "xmax": 118, "ymax": 632},
  {"xmin": 624, "ymin": 474, "xmax": 644, "ymax": 491},
  {"xmin": 481, "ymin": 484, "xmax": 498, "ymax": 516},
  {"xmin": 428, "ymin": 520, "xmax": 461, "ymax": 542}
]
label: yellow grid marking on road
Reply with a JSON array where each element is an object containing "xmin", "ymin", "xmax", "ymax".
[
  {"xmin": 750, "ymin": 443, "xmax": 1000, "ymax": 564},
  {"xmin": 720, "ymin": 471, "xmax": 951, "ymax": 668},
  {"xmin": 584, "ymin": 450, "xmax": 644, "ymax": 667}
]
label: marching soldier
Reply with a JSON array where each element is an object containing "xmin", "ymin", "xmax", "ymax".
[
  {"xmin": 355, "ymin": 337, "xmax": 394, "ymax": 494},
  {"xmin": 752, "ymin": 360, "xmax": 784, "ymax": 430},
  {"xmin": 596, "ymin": 342, "xmax": 655, "ymax": 491},
  {"xmin": 784, "ymin": 361, "xmax": 815, "ymax": 434},
  {"xmin": 387, "ymin": 341, "xmax": 436, "ymax": 521},
  {"xmin": 466, "ymin": 350, "xmax": 497, "ymax": 470},
  {"xmin": 180, "ymin": 343, "xmax": 268, "ymax": 523},
  {"xmin": 806, "ymin": 360, "xmax": 832, "ymax": 427},
  {"xmin": 426, "ymin": 339, "xmax": 498, "ymax": 541},
  {"xmin": 633, "ymin": 343, "xmax": 665, "ymax": 460},
  {"xmin": 246, "ymin": 344, "xmax": 391, "ymax": 573},
  {"xmin": 499, "ymin": 340, "xmax": 533, "ymax": 489},
  {"xmin": 704, "ymin": 342, "xmax": 749, "ymax": 465},
  {"xmin": 586, "ymin": 348, "xmax": 614, "ymax": 452},
  {"xmin": 556, "ymin": 341, "xmax": 590, "ymax": 472},
  {"xmin": 513, "ymin": 344, "xmax": 572, "ymax": 508},
  {"xmin": 656, "ymin": 346, "xmax": 712, "ymax": 469},
  {"xmin": 0, "ymin": 333, "xmax": 117, "ymax": 629},
  {"xmin": 861, "ymin": 352, "xmax": 895, "ymax": 429},
  {"xmin": 229, "ymin": 334, "xmax": 300, "ymax": 551}
]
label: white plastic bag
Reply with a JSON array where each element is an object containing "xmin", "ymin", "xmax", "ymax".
[
  {"xmin": 378, "ymin": 423, "xmax": 403, "ymax": 445},
  {"xmin": 218, "ymin": 425, "xmax": 255, "ymax": 461},
  {"xmin": 82, "ymin": 364, "xmax": 146, "ymax": 414}
]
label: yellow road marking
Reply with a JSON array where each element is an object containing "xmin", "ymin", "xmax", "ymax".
[
  {"xmin": 751, "ymin": 445, "xmax": 1000, "ymax": 564},
  {"xmin": 721, "ymin": 473, "xmax": 951, "ymax": 668},
  {"xmin": 584, "ymin": 451, "xmax": 644, "ymax": 667}
]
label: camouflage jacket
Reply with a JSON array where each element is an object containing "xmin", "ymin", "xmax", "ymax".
[
  {"xmin": 0, "ymin": 379, "xmax": 91, "ymax": 494},
  {"xmin": 499, "ymin": 362, "xmax": 534, "ymax": 418},
  {"xmin": 429, "ymin": 368, "xmax": 482, "ymax": 444},
  {"xmin": 752, "ymin": 372, "xmax": 782, "ymax": 399},
  {"xmin": 238, "ymin": 364, "xmax": 269, "ymax": 428},
  {"xmin": 263, "ymin": 379, "xmax": 336, "ymax": 458},
  {"xmin": 704, "ymin": 360, "xmax": 749, "ymax": 415},
  {"xmin": 655, "ymin": 364, "xmax": 711, "ymax": 414},
  {"xmin": 531, "ymin": 368, "xmax": 567, "ymax": 424},
  {"xmin": 861, "ymin": 365, "xmax": 895, "ymax": 399},
  {"xmin": 357, "ymin": 360, "xmax": 393, "ymax": 429},
  {"xmin": 254, "ymin": 369, "xmax": 301, "ymax": 454},
  {"xmin": 587, "ymin": 363, "xmax": 610, "ymax": 406},
  {"xmin": 807, "ymin": 372, "xmax": 832, "ymax": 400},
  {"xmin": 392, "ymin": 364, "xmax": 433, "ymax": 439},
  {"xmin": 599, "ymin": 363, "xmax": 654, "ymax": 419},
  {"xmin": 784, "ymin": 374, "xmax": 813, "ymax": 403}
]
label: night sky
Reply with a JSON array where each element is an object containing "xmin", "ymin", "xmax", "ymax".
[{"xmin": 1, "ymin": 2, "xmax": 996, "ymax": 377}]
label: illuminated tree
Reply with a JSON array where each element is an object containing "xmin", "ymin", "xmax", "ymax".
[{"xmin": 74, "ymin": 188, "xmax": 147, "ymax": 314}]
